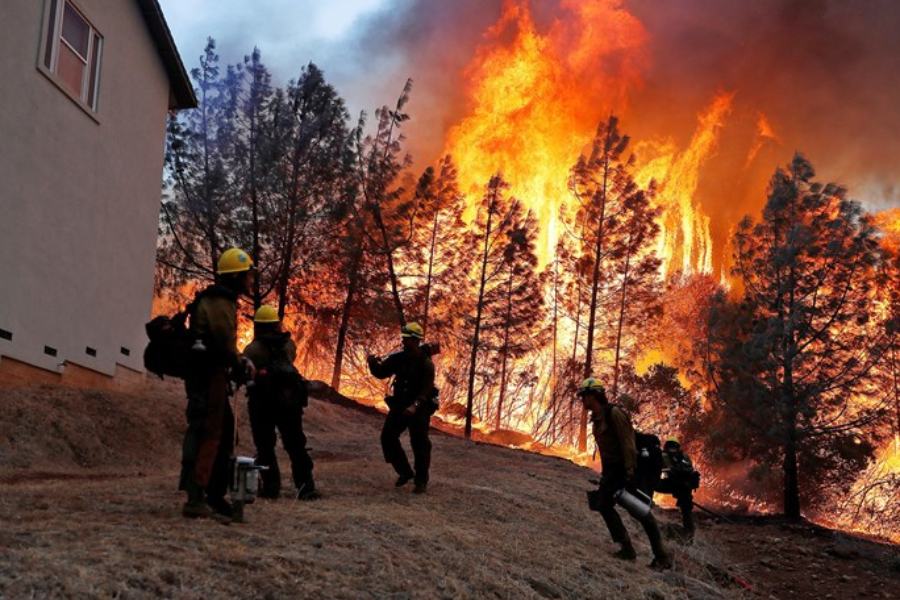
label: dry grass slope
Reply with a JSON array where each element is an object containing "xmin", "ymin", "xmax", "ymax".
[{"xmin": 1, "ymin": 381, "xmax": 894, "ymax": 599}]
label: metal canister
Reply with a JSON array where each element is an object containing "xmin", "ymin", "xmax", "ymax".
[{"xmin": 614, "ymin": 487, "xmax": 653, "ymax": 519}]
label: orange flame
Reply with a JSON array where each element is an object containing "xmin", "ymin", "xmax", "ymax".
[
  {"xmin": 445, "ymin": 0, "xmax": 647, "ymax": 260},
  {"xmin": 445, "ymin": 0, "xmax": 732, "ymax": 277}
]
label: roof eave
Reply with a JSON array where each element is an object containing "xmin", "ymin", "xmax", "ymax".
[{"xmin": 135, "ymin": 0, "xmax": 197, "ymax": 110}]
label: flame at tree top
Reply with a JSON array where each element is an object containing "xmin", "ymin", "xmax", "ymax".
[
  {"xmin": 444, "ymin": 0, "xmax": 647, "ymax": 262},
  {"xmin": 444, "ymin": 0, "xmax": 743, "ymax": 277}
]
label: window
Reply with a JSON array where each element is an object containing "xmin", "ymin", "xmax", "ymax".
[{"xmin": 41, "ymin": 0, "xmax": 103, "ymax": 112}]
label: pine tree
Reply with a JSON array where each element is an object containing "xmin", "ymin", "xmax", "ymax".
[
  {"xmin": 602, "ymin": 184, "xmax": 662, "ymax": 397},
  {"xmin": 489, "ymin": 210, "xmax": 546, "ymax": 430},
  {"xmin": 158, "ymin": 39, "xmax": 237, "ymax": 285},
  {"xmin": 463, "ymin": 175, "xmax": 538, "ymax": 438},
  {"xmin": 567, "ymin": 115, "xmax": 647, "ymax": 451},
  {"xmin": 221, "ymin": 47, "xmax": 276, "ymax": 308},
  {"xmin": 704, "ymin": 154, "xmax": 892, "ymax": 518},
  {"xmin": 354, "ymin": 80, "xmax": 416, "ymax": 326}
]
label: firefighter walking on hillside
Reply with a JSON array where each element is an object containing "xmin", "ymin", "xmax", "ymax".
[
  {"xmin": 367, "ymin": 322, "xmax": 437, "ymax": 494},
  {"xmin": 181, "ymin": 248, "xmax": 256, "ymax": 523},
  {"xmin": 655, "ymin": 438, "xmax": 699, "ymax": 540},
  {"xmin": 579, "ymin": 378, "xmax": 672, "ymax": 570},
  {"xmin": 243, "ymin": 305, "xmax": 319, "ymax": 501}
]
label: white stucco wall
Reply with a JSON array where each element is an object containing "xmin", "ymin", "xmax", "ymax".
[{"xmin": 0, "ymin": 0, "xmax": 172, "ymax": 375}]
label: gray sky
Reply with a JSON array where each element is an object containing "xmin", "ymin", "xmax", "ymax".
[
  {"xmin": 158, "ymin": 0, "xmax": 408, "ymax": 116},
  {"xmin": 157, "ymin": 0, "xmax": 899, "ymax": 212}
]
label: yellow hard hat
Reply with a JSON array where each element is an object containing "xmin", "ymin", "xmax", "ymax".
[
  {"xmin": 217, "ymin": 248, "xmax": 253, "ymax": 274},
  {"xmin": 401, "ymin": 322, "xmax": 424, "ymax": 339},
  {"xmin": 254, "ymin": 305, "xmax": 280, "ymax": 323},
  {"xmin": 664, "ymin": 437, "xmax": 680, "ymax": 448},
  {"xmin": 577, "ymin": 377, "xmax": 605, "ymax": 396}
]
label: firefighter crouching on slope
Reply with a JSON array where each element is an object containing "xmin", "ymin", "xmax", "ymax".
[
  {"xmin": 655, "ymin": 438, "xmax": 699, "ymax": 540},
  {"xmin": 579, "ymin": 378, "xmax": 672, "ymax": 570},
  {"xmin": 243, "ymin": 305, "xmax": 319, "ymax": 501},
  {"xmin": 181, "ymin": 248, "xmax": 256, "ymax": 523},
  {"xmin": 367, "ymin": 322, "xmax": 437, "ymax": 494}
]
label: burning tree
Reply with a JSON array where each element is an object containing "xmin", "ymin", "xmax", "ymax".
[
  {"xmin": 463, "ymin": 175, "xmax": 542, "ymax": 438},
  {"xmin": 405, "ymin": 155, "xmax": 472, "ymax": 335},
  {"xmin": 567, "ymin": 115, "xmax": 652, "ymax": 451},
  {"xmin": 702, "ymin": 154, "xmax": 893, "ymax": 519},
  {"xmin": 353, "ymin": 80, "xmax": 416, "ymax": 327}
]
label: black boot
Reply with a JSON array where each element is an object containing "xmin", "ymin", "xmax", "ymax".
[
  {"xmin": 182, "ymin": 482, "xmax": 210, "ymax": 519},
  {"xmin": 395, "ymin": 473, "xmax": 414, "ymax": 487},
  {"xmin": 641, "ymin": 515, "xmax": 672, "ymax": 570},
  {"xmin": 207, "ymin": 496, "xmax": 234, "ymax": 524},
  {"xmin": 297, "ymin": 479, "xmax": 321, "ymax": 501}
]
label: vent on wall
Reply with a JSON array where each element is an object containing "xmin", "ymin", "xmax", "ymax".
[
  {"xmin": 44, "ymin": 345, "xmax": 58, "ymax": 357},
  {"xmin": 85, "ymin": 347, "xmax": 97, "ymax": 357},
  {"xmin": 0, "ymin": 328, "xmax": 11, "ymax": 341}
]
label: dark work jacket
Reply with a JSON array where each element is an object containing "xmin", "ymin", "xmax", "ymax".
[
  {"xmin": 189, "ymin": 285, "xmax": 239, "ymax": 368},
  {"xmin": 243, "ymin": 332, "xmax": 297, "ymax": 372},
  {"xmin": 591, "ymin": 404, "xmax": 638, "ymax": 477},
  {"xmin": 244, "ymin": 332, "xmax": 305, "ymax": 407},
  {"xmin": 368, "ymin": 349, "xmax": 435, "ymax": 412}
]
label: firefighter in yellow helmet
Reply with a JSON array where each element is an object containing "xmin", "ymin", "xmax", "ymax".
[
  {"xmin": 579, "ymin": 377, "xmax": 672, "ymax": 570},
  {"xmin": 367, "ymin": 322, "xmax": 437, "ymax": 493},
  {"xmin": 243, "ymin": 305, "xmax": 318, "ymax": 500},
  {"xmin": 180, "ymin": 247, "xmax": 256, "ymax": 523}
]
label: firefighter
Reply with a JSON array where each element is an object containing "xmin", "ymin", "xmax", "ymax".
[
  {"xmin": 180, "ymin": 247, "xmax": 256, "ymax": 523},
  {"xmin": 579, "ymin": 378, "xmax": 672, "ymax": 570},
  {"xmin": 243, "ymin": 305, "xmax": 318, "ymax": 501},
  {"xmin": 655, "ymin": 438, "xmax": 698, "ymax": 540},
  {"xmin": 367, "ymin": 322, "xmax": 437, "ymax": 494}
]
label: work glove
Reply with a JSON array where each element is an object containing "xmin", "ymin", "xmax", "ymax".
[
  {"xmin": 625, "ymin": 470, "xmax": 639, "ymax": 492},
  {"xmin": 239, "ymin": 356, "xmax": 256, "ymax": 382}
]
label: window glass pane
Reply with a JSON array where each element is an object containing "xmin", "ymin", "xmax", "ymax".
[
  {"xmin": 44, "ymin": 0, "xmax": 59, "ymax": 69},
  {"xmin": 61, "ymin": 2, "xmax": 89, "ymax": 58},
  {"xmin": 88, "ymin": 35, "xmax": 102, "ymax": 109},
  {"xmin": 57, "ymin": 42, "xmax": 85, "ymax": 98}
]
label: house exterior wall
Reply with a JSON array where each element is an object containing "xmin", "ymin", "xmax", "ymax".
[{"xmin": 0, "ymin": 0, "xmax": 173, "ymax": 377}]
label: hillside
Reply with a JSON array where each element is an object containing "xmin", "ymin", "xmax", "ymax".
[{"xmin": 1, "ymin": 380, "xmax": 898, "ymax": 599}]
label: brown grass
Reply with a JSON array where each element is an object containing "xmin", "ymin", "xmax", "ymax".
[{"xmin": 0, "ymin": 381, "xmax": 793, "ymax": 598}]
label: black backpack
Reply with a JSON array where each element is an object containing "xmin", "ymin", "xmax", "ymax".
[
  {"xmin": 634, "ymin": 431, "xmax": 663, "ymax": 492},
  {"xmin": 143, "ymin": 294, "xmax": 205, "ymax": 379}
]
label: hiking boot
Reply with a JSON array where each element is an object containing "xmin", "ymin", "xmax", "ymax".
[
  {"xmin": 395, "ymin": 473, "xmax": 414, "ymax": 487},
  {"xmin": 649, "ymin": 555, "xmax": 673, "ymax": 571},
  {"xmin": 182, "ymin": 500, "xmax": 212, "ymax": 519},
  {"xmin": 612, "ymin": 546, "xmax": 637, "ymax": 561},
  {"xmin": 412, "ymin": 482, "xmax": 428, "ymax": 494},
  {"xmin": 297, "ymin": 481, "xmax": 321, "ymax": 501},
  {"xmin": 207, "ymin": 497, "xmax": 234, "ymax": 524}
]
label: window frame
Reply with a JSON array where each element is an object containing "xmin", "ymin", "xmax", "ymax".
[{"xmin": 37, "ymin": 0, "xmax": 104, "ymax": 120}]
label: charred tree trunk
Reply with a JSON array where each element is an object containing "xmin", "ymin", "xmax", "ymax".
[
  {"xmin": 580, "ymin": 149, "xmax": 610, "ymax": 452},
  {"xmin": 331, "ymin": 240, "xmax": 363, "ymax": 391},
  {"xmin": 465, "ymin": 189, "xmax": 497, "ymax": 439},
  {"xmin": 549, "ymin": 256, "xmax": 560, "ymax": 434},
  {"xmin": 495, "ymin": 266, "xmax": 514, "ymax": 431},
  {"xmin": 782, "ymin": 257, "xmax": 802, "ymax": 520},
  {"xmin": 422, "ymin": 210, "xmax": 439, "ymax": 332},
  {"xmin": 783, "ymin": 396, "xmax": 801, "ymax": 520},
  {"xmin": 611, "ymin": 249, "xmax": 632, "ymax": 398},
  {"xmin": 370, "ymin": 202, "xmax": 406, "ymax": 326}
]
